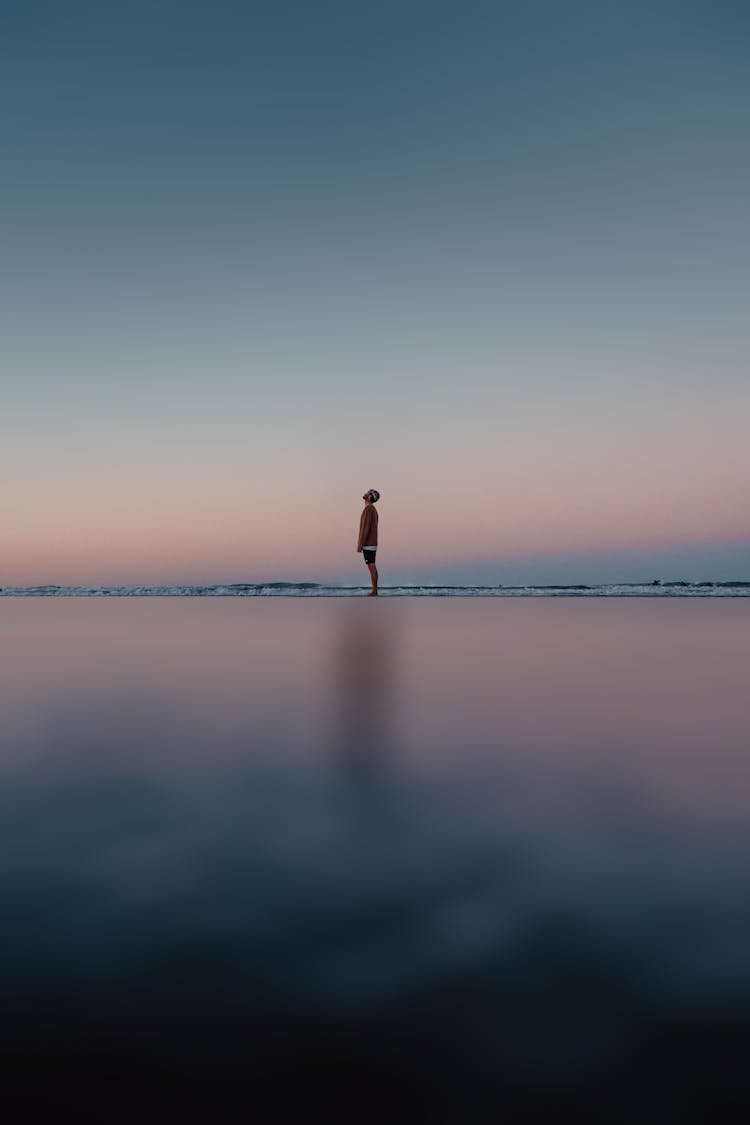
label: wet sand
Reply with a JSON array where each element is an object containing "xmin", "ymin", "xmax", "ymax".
[{"xmin": 2, "ymin": 598, "xmax": 749, "ymax": 1118}]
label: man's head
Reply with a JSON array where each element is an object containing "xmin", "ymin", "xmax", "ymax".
[{"xmin": 363, "ymin": 489, "xmax": 380, "ymax": 503}]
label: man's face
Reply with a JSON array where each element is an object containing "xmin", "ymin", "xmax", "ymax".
[{"xmin": 362, "ymin": 491, "xmax": 372, "ymax": 502}]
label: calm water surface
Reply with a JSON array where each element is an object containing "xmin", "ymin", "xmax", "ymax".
[{"xmin": 2, "ymin": 599, "xmax": 749, "ymax": 1119}]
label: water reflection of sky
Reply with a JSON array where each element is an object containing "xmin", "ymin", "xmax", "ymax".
[{"xmin": 2, "ymin": 599, "xmax": 749, "ymax": 1116}]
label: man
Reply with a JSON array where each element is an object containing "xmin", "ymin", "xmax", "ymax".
[{"xmin": 357, "ymin": 489, "xmax": 380, "ymax": 596}]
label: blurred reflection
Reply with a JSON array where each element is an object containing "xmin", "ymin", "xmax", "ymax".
[
  {"xmin": 2, "ymin": 600, "xmax": 750, "ymax": 1119},
  {"xmin": 332, "ymin": 604, "xmax": 399, "ymax": 772}
]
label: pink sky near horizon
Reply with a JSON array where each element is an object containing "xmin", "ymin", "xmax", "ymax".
[
  {"xmin": 6, "ymin": 451, "xmax": 747, "ymax": 585},
  {"xmin": 6, "ymin": 374, "xmax": 748, "ymax": 585}
]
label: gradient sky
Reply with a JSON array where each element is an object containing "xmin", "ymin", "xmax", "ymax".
[{"xmin": 3, "ymin": 0, "xmax": 749, "ymax": 585}]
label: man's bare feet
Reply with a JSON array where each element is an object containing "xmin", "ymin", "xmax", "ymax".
[{"xmin": 368, "ymin": 591, "xmax": 378, "ymax": 596}]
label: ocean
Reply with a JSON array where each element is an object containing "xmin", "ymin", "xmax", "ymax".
[{"xmin": 1, "ymin": 581, "xmax": 749, "ymax": 596}]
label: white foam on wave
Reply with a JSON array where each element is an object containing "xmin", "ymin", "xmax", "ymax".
[{"xmin": 1, "ymin": 583, "xmax": 748, "ymax": 597}]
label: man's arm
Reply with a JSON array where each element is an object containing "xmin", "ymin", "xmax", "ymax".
[{"xmin": 357, "ymin": 507, "xmax": 372, "ymax": 552}]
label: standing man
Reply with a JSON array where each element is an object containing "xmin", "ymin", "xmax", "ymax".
[{"xmin": 357, "ymin": 489, "xmax": 380, "ymax": 596}]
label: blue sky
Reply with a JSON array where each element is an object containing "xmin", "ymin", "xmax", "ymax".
[{"xmin": 3, "ymin": 1, "xmax": 749, "ymax": 584}]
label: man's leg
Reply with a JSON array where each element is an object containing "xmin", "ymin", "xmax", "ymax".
[{"xmin": 366, "ymin": 561, "xmax": 378, "ymax": 596}]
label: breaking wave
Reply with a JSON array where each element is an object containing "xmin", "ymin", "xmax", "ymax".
[{"xmin": 1, "ymin": 582, "xmax": 749, "ymax": 597}]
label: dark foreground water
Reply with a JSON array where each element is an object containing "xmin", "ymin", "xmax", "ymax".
[{"xmin": 2, "ymin": 599, "xmax": 749, "ymax": 1120}]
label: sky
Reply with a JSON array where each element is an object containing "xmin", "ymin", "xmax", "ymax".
[{"xmin": 3, "ymin": 0, "xmax": 749, "ymax": 586}]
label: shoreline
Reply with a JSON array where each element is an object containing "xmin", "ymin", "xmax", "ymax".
[{"xmin": 1, "ymin": 582, "xmax": 749, "ymax": 598}]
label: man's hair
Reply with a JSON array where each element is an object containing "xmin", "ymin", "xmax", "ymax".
[{"xmin": 369, "ymin": 489, "xmax": 381, "ymax": 502}]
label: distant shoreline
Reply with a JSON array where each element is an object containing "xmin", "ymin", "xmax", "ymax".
[{"xmin": 1, "ymin": 582, "xmax": 749, "ymax": 598}]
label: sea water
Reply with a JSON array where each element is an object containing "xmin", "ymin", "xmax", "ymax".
[{"xmin": 2, "ymin": 598, "xmax": 749, "ymax": 1117}]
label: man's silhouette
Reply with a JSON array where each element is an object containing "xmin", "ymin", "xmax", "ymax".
[{"xmin": 357, "ymin": 489, "xmax": 380, "ymax": 596}]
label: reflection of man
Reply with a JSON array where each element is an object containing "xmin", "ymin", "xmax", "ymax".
[
  {"xmin": 356, "ymin": 489, "xmax": 380, "ymax": 596},
  {"xmin": 334, "ymin": 602, "xmax": 396, "ymax": 770}
]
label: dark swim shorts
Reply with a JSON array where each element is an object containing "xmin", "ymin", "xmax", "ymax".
[{"xmin": 362, "ymin": 548, "xmax": 377, "ymax": 565}]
